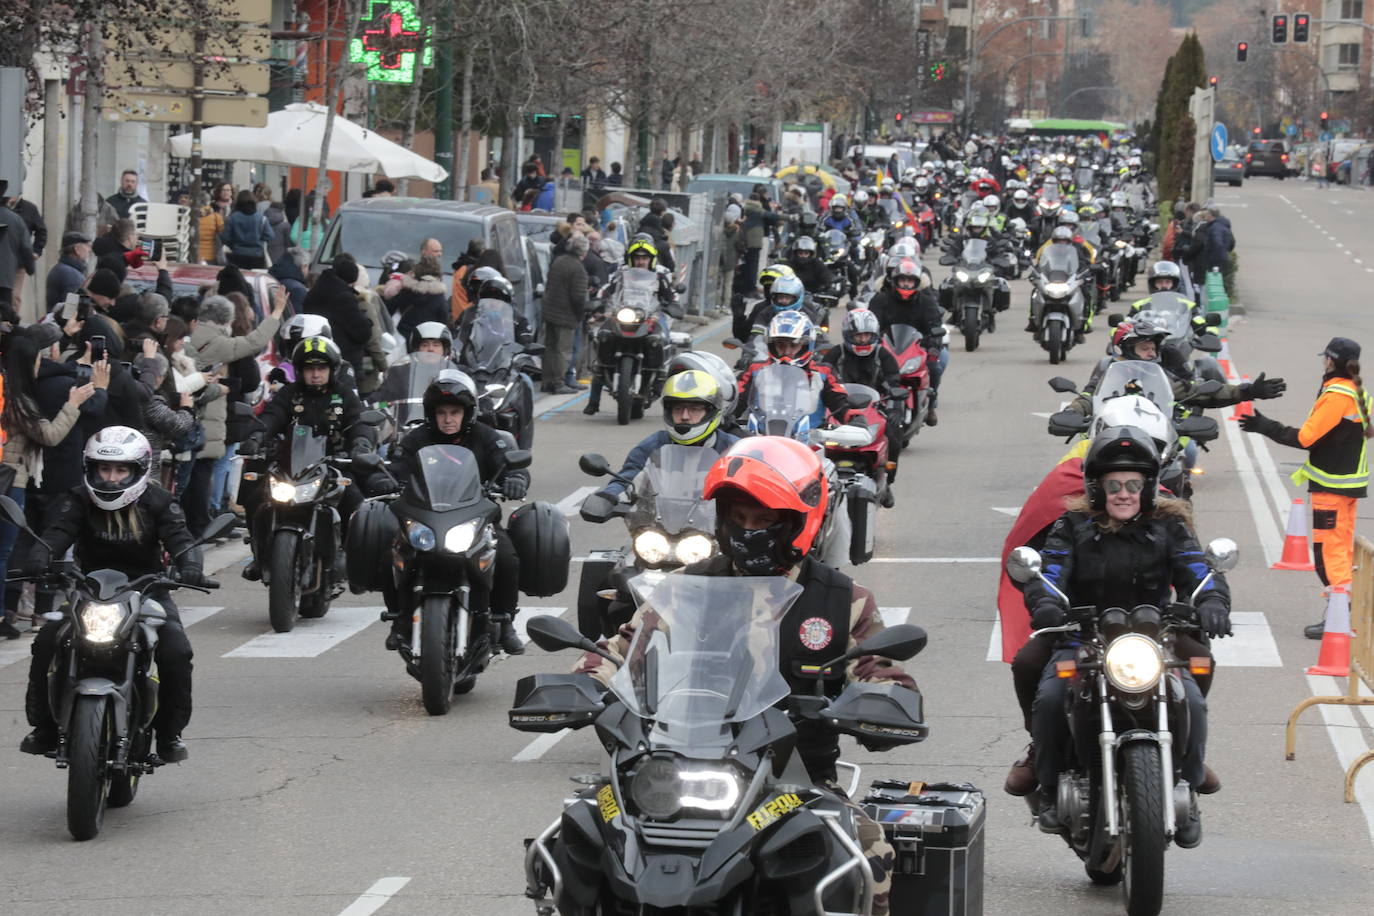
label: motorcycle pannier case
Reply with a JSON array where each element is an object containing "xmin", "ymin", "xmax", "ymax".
[
  {"xmin": 508, "ymin": 501, "xmax": 572, "ymax": 597},
  {"xmin": 346, "ymin": 499, "xmax": 399, "ymax": 594},
  {"xmin": 861, "ymin": 781, "xmax": 986, "ymax": 916}
]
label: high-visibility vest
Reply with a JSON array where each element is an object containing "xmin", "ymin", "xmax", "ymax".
[{"xmin": 1291, "ymin": 382, "xmax": 1373, "ymax": 490}]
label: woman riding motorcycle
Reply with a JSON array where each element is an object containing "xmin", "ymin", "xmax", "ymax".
[
  {"xmin": 1009, "ymin": 426, "xmax": 1227, "ymax": 847},
  {"xmin": 818, "ymin": 308, "xmax": 905, "ymax": 494}
]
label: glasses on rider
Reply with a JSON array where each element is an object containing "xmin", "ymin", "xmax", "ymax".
[{"xmin": 1102, "ymin": 478, "xmax": 1145, "ymax": 495}]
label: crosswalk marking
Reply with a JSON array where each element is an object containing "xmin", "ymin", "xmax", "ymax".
[
  {"xmin": 223, "ymin": 606, "xmax": 383, "ymax": 658},
  {"xmin": 555, "ymin": 486, "xmax": 597, "ymax": 517},
  {"xmin": 180, "ymin": 606, "xmax": 225, "ymax": 628},
  {"xmin": 991, "ymin": 507, "xmax": 1023, "ymax": 517},
  {"xmin": 878, "ymin": 606, "xmax": 911, "ymax": 628},
  {"xmin": 988, "ymin": 611, "xmax": 1282, "ymax": 666}
]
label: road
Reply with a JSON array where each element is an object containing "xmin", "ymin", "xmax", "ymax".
[{"xmin": 3, "ymin": 175, "xmax": 1374, "ymax": 915}]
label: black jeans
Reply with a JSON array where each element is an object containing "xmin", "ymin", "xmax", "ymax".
[
  {"xmin": 181, "ymin": 456, "xmax": 217, "ymax": 538},
  {"xmin": 28, "ymin": 593, "xmax": 193, "ymax": 739},
  {"xmin": 386, "ymin": 526, "xmax": 520, "ymax": 639}
]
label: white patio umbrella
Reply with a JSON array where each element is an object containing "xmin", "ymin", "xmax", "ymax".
[{"xmin": 166, "ymin": 102, "xmax": 447, "ymax": 182}]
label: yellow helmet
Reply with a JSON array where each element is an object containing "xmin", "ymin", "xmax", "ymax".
[
  {"xmin": 758, "ymin": 263, "xmax": 796, "ymax": 295},
  {"xmin": 626, "ymin": 235, "xmax": 659, "ymax": 267},
  {"xmin": 662, "ymin": 370, "xmax": 726, "ymax": 445}
]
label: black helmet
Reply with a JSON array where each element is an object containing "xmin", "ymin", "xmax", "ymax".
[
  {"xmin": 1145, "ymin": 260, "xmax": 1182, "ymax": 293},
  {"xmin": 407, "ymin": 320, "xmax": 453, "ymax": 355},
  {"xmin": 1083, "ymin": 425, "xmax": 1161, "ymax": 511},
  {"xmin": 464, "ymin": 265, "xmax": 504, "ymax": 301},
  {"xmin": 1115, "ymin": 318, "xmax": 1168, "ymax": 361},
  {"xmin": 475, "ymin": 272, "xmax": 514, "ymax": 304},
  {"xmin": 792, "ymin": 235, "xmax": 818, "ymax": 260},
  {"xmin": 422, "ymin": 368, "xmax": 478, "ymax": 438},
  {"xmin": 291, "ymin": 336, "xmax": 342, "ymax": 392}
]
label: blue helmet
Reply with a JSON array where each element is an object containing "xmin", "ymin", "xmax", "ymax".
[
  {"xmin": 766, "ymin": 311, "xmax": 817, "ymax": 368},
  {"xmin": 768, "ymin": 274, "xmax": 806, "ymax": 313}
]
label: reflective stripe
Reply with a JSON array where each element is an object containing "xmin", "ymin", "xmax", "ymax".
[{"xmin": 1291, "ymin": 383, "xmax": 1372, "ymax": 489}]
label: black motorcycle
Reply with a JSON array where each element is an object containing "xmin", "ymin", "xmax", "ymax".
[
  {"xmin": 939, "ymin": 237, "xmax": 1013, "ymax": 352},
  {"xmin": 0, "ymin": 497, "xmax": 231, "ymax": 841},
  {"xmin": 592, "ymin": 267, "xmax": 677, "ymax": 426},
  {"xmin": 457, "ymin": 298, "xmax": 540, "ymax": 449},
  {"xmin": 510, "ymin": 573, "xmax": 929, "ymax": 915},
  {"xmin": 1006, "ymin": 538, "xmax": 1237, "ymax": 916},
  {"xmin": 378, "ymin": 443, "xmax": 531, "ymax": 714}
]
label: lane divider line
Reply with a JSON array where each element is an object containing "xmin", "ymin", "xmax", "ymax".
[{"xmin": 336, "ymin": 876, "xmax": 412, "ymax": 916}]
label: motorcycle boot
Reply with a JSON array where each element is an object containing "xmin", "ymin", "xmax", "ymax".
[
  {"xmin": 1036, "ymin": 786, "xmax": 1064, "ymax": 834},
  {"xmin": 19, "ymin": 726, "xmax": 58, "ymax": 756},
  {"xmin": 498, "ymin": 612, "xmax": 525, "ymax": 655},
  {"xmin": 1004, "ymin": 743, "xmax": 1037, "ymax": 796},
  {"xmin": 155, "ymin": 735, "xmax": 189, "ymax": 764}
]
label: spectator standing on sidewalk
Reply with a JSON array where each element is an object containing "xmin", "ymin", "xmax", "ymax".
[
  {"xmin": 106, "ymin": 170, "xmax": 146, "ymax": 221},
  {"xmin": 541, "ymin": 234, "xmax": 589, "ymax": 395}
]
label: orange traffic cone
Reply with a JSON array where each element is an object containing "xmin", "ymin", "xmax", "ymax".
[
  {"xmin": 1218, "ymin": 355, "xmax": 1234, "ymax": 382},
  {"xmin": 1307, "ymin": 585, "xmax": 1352, "ymax": 677},
  {"xmin": 1228, "ymin": 376, "xmax": 1255, "ymax": 420},
  {"xmin": 1273, "ymin": 498, "xmax": 1316, "ymax": 571}
]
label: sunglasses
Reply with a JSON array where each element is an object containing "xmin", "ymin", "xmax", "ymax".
[{"xmin": 1103, "ymin": 479, "xmax": 1145, "ymax": 495}]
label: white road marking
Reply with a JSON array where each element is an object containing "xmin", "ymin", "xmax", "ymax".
[
  {"xmin": 514, "ymin": 729, "xmax": 571, "ymax": 762},
  {"xmin": 986, "ymin": 619, "xmax": 1003, "ymax": 662},
  {"xmin": 879, "ymin": 606, "xmax": 911, "ymax": 627},
  {"xmin": 223, "ymin": 606, "xmax": 382, "ymax": 658},
  {"xmin": 555, "ymin": 486, "xmax": 597, "ymax": 517},
  {"xmin": 1030, "ymin": 411, "xmax": 1054, "ymax": 419},
  {"xmin": 1306, "ymin": 675, "xmax": 1374, "ymax": 844},
  {"xmin": 1211, "ymin": 611, "xmax": 1282, "ymax": 667},
  {"xmin": 1217, "ymin": 344, "xmax": 1283, "ymax": 566},
  {"xmin": 336, "ymin": 876, "xmax": 412, "ymax": 916},
  {"xmin": 514, "ymin": 607, "xmax": 567, "ymax": 646},
  {"xmin": 991, "ymin": 506, "xmax": 1023, "ymax": 517},
  {"xmin": 867, "ymin": 556, "xmax": 999, "ymax": 564},
  {"xmin": 1356, "ymin": 259, "xmax": 1365, "ymax": 265},
  {"xmin": 204, "ymin": 541, "xmax": 251, "ymax": 576},
  {"xmin": 179, "ymin": 606, "xmax": 225, "ymax": 628}
]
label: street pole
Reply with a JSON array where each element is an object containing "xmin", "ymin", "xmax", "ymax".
[
  {"xmin": 433, "ymin": 0, "xmax": 453, "ymax": 199},
  {"xmin": 189, "ymin": 20, "xmax": 205, "ymax": 220},
  {"xmin": 1190, "ymin": 86, "xmax": 1215, "ymax": 204}
]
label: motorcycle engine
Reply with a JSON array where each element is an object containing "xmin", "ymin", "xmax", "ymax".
[{"xmin": 1058, "ymin": 774, "xmax": 1093, "ymax": 846}]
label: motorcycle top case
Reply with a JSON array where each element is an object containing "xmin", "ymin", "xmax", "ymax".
[
  {"xmin": 861, "ymin": 781, "xmax": 986, "ymax": 916},
  {"xmin": 507, "ymin": 500, "xmax": 572, "ymax": 597},
  {"xmin": 346, "ymin": 498, "xmax": 399, "ymax": 594}
]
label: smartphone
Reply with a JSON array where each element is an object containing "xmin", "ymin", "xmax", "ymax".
[
  {"xmin": 90, "ymin": 335, "xmax": 106, "ymax": 363},
  {"xmin": 60, "ymin": 293, "xmax": 80, "ymax": 321}
]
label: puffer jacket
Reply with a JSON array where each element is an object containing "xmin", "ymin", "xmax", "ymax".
[
  {"xmin": 392, "ymin": 274, "xmax": 450, "ymax": 339},
  {"xmin": 189, "ymin": 313, "xmax": 281, "ymax": 458}
]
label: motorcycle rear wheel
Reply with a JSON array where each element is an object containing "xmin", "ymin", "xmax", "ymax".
[
  {"xmin": 268, "ymin": 532, "xmax": 301, "ymax": 633},
  {"xmin": 67, "ymin": 695, "xmax": 112, "ymax": 841},
  {"xmin": 616, "ymin": 355, "xmax": 635, "ymax": 426},
  {"xmin": 418, "ymin": 595, "xmax": 457, "ymax": 716},
  {"xmin": 1120, "ymin": 742, "xmax": 1167, "ymax": 916}
]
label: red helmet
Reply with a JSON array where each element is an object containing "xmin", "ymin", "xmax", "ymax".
[
  {"xmin": 891, "ymin": 258, "xmax": 922, "ymax": 301},
  {"xmin": 703, "ymin": 437, "xmax": 828, "ymax": 573}
]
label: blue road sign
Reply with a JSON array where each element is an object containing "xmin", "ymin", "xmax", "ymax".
[
  {"xmin": 1210, "ymin": 123, "xmax": 1228, "ymax": 162},
  {"xmin": 1286, "ymin": 123, "xmax": 1298, "ymax": 136},
  {"xmin": 1320, "ymin": 130, "xmax": 1334, "ymax": 142}
]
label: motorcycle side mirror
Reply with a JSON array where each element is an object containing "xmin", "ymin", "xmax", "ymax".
[
  {"xmin": 524, "ymin": 342, "xmax": 546, "ymax": 355},
  {"xmin": 1175, "ymin": 415, "xmax": 1219, "ymax": 440},
  {"xmin": 357, "ymin": 409, "xmax": 386, "ymax": 426},
  {"xmin": 1205, "ymin": 537, "xmax": 1239, "ymax": 571},
  {"xmin": 938, "ymin": 254, "xmax": 957, "ymax": 266},
  {"xmin": 579, "ymin": 453, "xmax": 612, "ymax": 477},
  {"xmin": 352, "ymin": 452, "xmax": 384, "ymax": 472},
  {"xmin": 1107, "ymin": 312, "xmax": 1124, "ymax": 327},
  {"xmin": 1193, "ymin": 333, "xmax": 1222, "ymax": 353},
  {"xmin": 1205, "ymin": 312, "xmax": 1223, "ymax": 326},
  {"xmin": 502, "ymin": 449, "xmax": 532, "ymax": 471},
  {"xmin": 193, "ymin": 512, "xmax": 237, "ymax": 548},
  {"xmin": 721, "ymin": 338, "xmax": 743, "ymax": 350},
  {"xmin": 525, "ymin": 614, "xmax": 620, "ymax": 666},
  {"xmin": 0, "ymin": 495, "xmax": 27, "ymax": 531},
  {"xmin": 850, "ymin": 623, "xmax": 928, "ymax": 661},
  {"xmin": 1006, "ymin": 546, "xmax": 1042, "ymax": 584},
  {"xmin": 1048, "ymin": 376, "xmax": 1078, "ymax": 393}
]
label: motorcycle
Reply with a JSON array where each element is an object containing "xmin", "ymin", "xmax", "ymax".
[
  {"xmin": 575, "ymin": 445, "xmax": 717, "ymax": 638},
  {"xmin": 1126, "ymin": 296, "xmax": 1225, "ymax": 384},
  {"xmin": 813, "ymin": 386, "xmax": 895, "ymax": 565},
  {"xmin": 939, "ymin": 237, "xmax": 1012, "ymax": 352},
  {"xmin": 373, "ymin": 442, "xmax": 532, "ymax": 714},
  {"xmin": 1028, "ymin": 246, "xmax": 1091, "ymax": 365},
  {"xmin": 0, "ymin": 497, "xmax": 232, "ymax": 840},
  {"xmin": 881, "ymin": 323, "xmax": 935, "ymax": 444},
  {"xmin": 510, "ymin": 575, "xmax": 930, "ymax": 915},
  {"xmin": 1005, "ymin": 538, "xmax": 1237, "ymax": 916},
  {"xmin": 457, "ymin": 299, "xmax": 540, "ymax": 449},
  {"xmin": 591, "ymin": 267, "xmax": 681, "ymax": 426}
]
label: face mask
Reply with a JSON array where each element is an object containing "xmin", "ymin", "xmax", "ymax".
[{"xmin": 720, "ymin": 519, "xmax": 791, "ymax": 575}]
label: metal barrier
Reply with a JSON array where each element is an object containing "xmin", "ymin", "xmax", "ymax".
[{"xmin": 1285, "ymin": 535, "xmax": 1374, "ymax": 802}]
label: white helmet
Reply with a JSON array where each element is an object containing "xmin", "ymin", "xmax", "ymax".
[
  {"xmin": 84, "ymin": 427, "xmax": 154, "ymax": 511},
  {"xmin": 983, "ymin": 194, "xmax": 1001, "ymax": 211},
  {"xmin": 852, "ymin": 189, "xmax": 870, "ymax": 206},
  {"xmin": 1012, "ymin": 189, "xmax": 1030, "ymax": 205},
  {"xmin": 1095, "ymin": 396, "xmax": 1172, "ymax": 452}
]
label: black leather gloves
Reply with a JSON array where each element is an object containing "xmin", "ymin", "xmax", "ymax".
[
  {"xmin": 1197, "ymin": 598, "xmax": 1233, "ymax": 639},
  {"xmin": 501, "ymin": 477, "xmax": 529, "ymax": 500},
  {"xmin": 1243, "ymin": 372, "xmax": 1286, "ymax": 400},
  {"xmin": 1031, "ymin": 601, "xmax": 1068, "ymax": 631},
  {"xmin": 1238, "ymin": 410, "xmax": 1283, "ymax": 438}
]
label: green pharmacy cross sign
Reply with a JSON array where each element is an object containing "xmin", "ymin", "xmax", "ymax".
[{"xmin": 349, "ymin": 0, "xmax": 434, "ymax": 84}]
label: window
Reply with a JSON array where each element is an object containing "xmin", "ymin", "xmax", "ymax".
[
  {"xmin": 1338, "ymin": 42, "xmax": 1361, "ymax": 69},
  {"xmin": 947, "ymin": 0, "xmax": 968, "ymax": 9},
  {"xmin": 1340, "ymin": 0, "xmax": 1363, "ymax": 20},
  {"xmin": 945, "ymin": 25, "xmax": 967, "ymax": 54}
]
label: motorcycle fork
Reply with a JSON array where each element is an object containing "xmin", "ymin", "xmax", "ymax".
[
  {"xmin": 1097, "ymin": 676, "xmax": 1120, "ymax": 837},
  {"xmin": 1156, "ymin": 678, "xmax": 1176, "ymax": 836}
]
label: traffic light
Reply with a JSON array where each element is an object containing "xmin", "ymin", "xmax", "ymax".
[
  {"xmin": 1321, "ymin": 110, "xmax": 1330, "ymax": 130},
  {"xmin": 1294, "ymin": 13, "xmax": 1310, "ymax": 42},
  {"xmin": 1272, "ymin": 13, "xmax": 1288, "ymax": 43},
  {"xmin": 1209, "ymin": 75, "xmax": 1218, "ymax": 88},
  {"xmin": 1253, "ymin": 126, "xmax": 1262, "ymax": 135},
  {"xmin": 929, "ymin": 61, "xmax": 947, "ymax": 81},
  {"xmin": 1237, "ymin": 41, "xmax": 1248, "ymax": 62},
  {"xmin": 895, "ymin": 112, "xmax": 903, "ymax": 125}
]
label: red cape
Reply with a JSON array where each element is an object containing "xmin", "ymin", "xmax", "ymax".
[{"xmin": 996, "ymin": 456, "xmax": 1084, "ymax": 663}]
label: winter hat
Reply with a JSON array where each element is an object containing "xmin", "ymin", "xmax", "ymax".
[
  {"xmin": 332, "ymin": 253, "xmax": 360, "ymax": 284},
  {"xmin": 96, "ymin": 253, "xmax": 128, "ymax": 281},
  {"xmin": 87, "ymin": 268, "xmax": 121, "ymax": 300},
  {"xmin": 23, "ymin": 322, "xmax": 63, "ymax": 350}
]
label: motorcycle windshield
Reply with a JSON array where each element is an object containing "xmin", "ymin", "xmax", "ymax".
[
  {"xmin": 404, "ymin": 444, "xmax": 484, "ymax": 511},
  {"xmin": 1132, "ymin": 295, "xmax": 1192, "ymax": 341},
  {"xmin": 285, "ymin": 425, "xmax": 328, "ymax": 478},
  {"xmin": 961, "ymin": 238, "xmax": 989, "ymax": 266},
  {"xmin": 825, "ymin": 229, "xmax": 848, "ymax": 249},
  {"xmin": 877, "ymin": 198, "xmax": 900, "ymax": 220},
  {"xmin": 1093, "ymin": 360, "xmax": 1175, "ymax": 417},
  {"xmin": 615, "ymin": 268, "xmax": 661, "ymax": 314},
  {"xmin": 886, "ymin": 323, "xmax": 922, "ymax": 354},
  {"xmin": 749, "ymin": 363, "xmax": 822, "ymax": 439},
  {"xmin": 385, "ymin": 351, "xmax": 449, "ymax": 427},
  {"xmin": 628, "ymin": 445, "xmax": 717, "ymax": 536},
  {"xmin": 466, "ymin": 299, "xmax": 519, "ymax": 373},
  {"xmin": 609, "ymin": 574, "xmax": 803, "ymax": 727},
  {"xmin": 1038, "ymin": 244, "xmax": 1079, "ymax": 278}
]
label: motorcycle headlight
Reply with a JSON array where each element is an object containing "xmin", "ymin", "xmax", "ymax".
[
  {"xmin": 270, "ymin": 476, "xmax": 321, "ymax": 504},
  {"xmin": 1044, "ymin": 282, "xmax": 1072, "ymax": 297},
  {"xmin": 1103, "ymin": 634, "xmax": 1164, "ymax": 693},
  {"xmin": 406, "ymin": 520, "xmax": 437, "ymax": 552},
  {"xmin": 976, "ymin": 269, "xmax": 993, "ymax": 283},
  {"xmin": 634, "ymin": 529, "xmax": 671, "ymax": 564},
  {"xmin": 955, "ymin": 270, "xmax": 970, "ymax": 282},
  {"xmin": 630, "ymin": 757, "xmax": 742, "ymax": 820},
  {"xmin": 443, "ymin": 519, "xmax": 482, "ymax": 553},
  {"xmin": 616, "ymin": 307, "xmax": 642, "ymax": 324},
  {"xmin": 675, "ymin": 533, "xmax": 714, "ymax": 565},
  {"xmin": 900, "ymin": 354, "xmax": 925, "ymax": 374},
  {"xmin": 81, "ymin": 602, "xmax": 126, "ymax": 644}
]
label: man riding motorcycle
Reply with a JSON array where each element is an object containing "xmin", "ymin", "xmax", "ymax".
[
  {"xmin": 819, "ymin": 308, "xmax": 905, "ymax": 496},
  {"xmin": 820, "ymin": 193, "xmax": 861, "ymax": 238},
  {"xmin": 574, "ymin": 435, "xmax": 918, "ymax": 916},
  {"xmin": 786, "ymin": 235, "xmax": 835, "ymax": 296},
  {"xmin": 743, "ymin": 273, "xmax": 813, "ymax": 344},
  {"xmin": 1011, "ymin": 427, "xmax": 1226, "ymax": 846},
  {"xmin": 736, "ymin": 311, "xmax": 849, "ymax": 423},
  {"xmin": 866, "ymin": 257, "xmax": 945, "ymax": 424},
  {"xmin": 383, "ymin": 369, "xmax": 530, "ymax": 655},
  {"xmin": 21, "ymin": 427, "xmax": 208, "ymax": 763}
]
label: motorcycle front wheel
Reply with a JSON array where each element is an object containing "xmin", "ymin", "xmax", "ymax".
[
  {"xmin": 1047, "ymin": 321, "xmax": 1066, "ymax": 364},
  {"xmin": 1120, "ymin": 742, "xmax": 1167, "ymax": 916},
  {"xmin": 616, "ymin": 355, "xmax": 635, "ymax": 426},
  {"xmin": 418, "ymin": 595, "xmax": 457, "ymax": 716},
  {"xmin": 268, "ymin": 532, "xmax": 301, "ymax": 633},
  {"xmin": 962, "ymin": 304, "xmax": 981, "ymax": 352},
  {"xmin": 67, "ymin": 695, "xmax": 113, "ymax": 840}
]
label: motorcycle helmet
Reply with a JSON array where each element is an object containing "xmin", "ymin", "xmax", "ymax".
[
  {"xmin": 983, "ymin": 194, "xmax": 1001, "ymax": 212},
  {"xmin": 765, "ymin": 311, "xmax": 816, "ymax": 367},
  {"xmin": 1146, "ymin": 260, "xmax": 1182, "ymax": 293},
  {"xmin": 667, "ymin": 350, "xmax": 738, "ymax": 416},
  {"xmin": 842, "ymin": 307, "xmax": 882, "ymax": 358},
  {"xmin": 891, "ymin": 258, "xmax": 923, "ymax": 301},
  {"xmin": 1058, "ymin": 210, "xmax": 1080, "ymax": 229},
  {"xmin": 1083, "ymin": 425, "xmax": 1161, "ymax": 511},
  {"xmin": 291, "ymin": 336, "xmax": 342, "ymax": 392},
  {"xmin": 703, "ymin": 436, "xmax": 828, "ymax": 574},
  {"xmin": 408, "ymin": 320, "xmax": 453, "ymax": 355},
  {"xmin": 422, "ymin": 368, "xmax": 479, "ymax": 439},
  {"xmin": 799, "ymin": 211, "xmax": 819, "ymax": 233},
  {"xmin": 474, "ymin": 272, "xmax": 514, "ymax": 304},
  {"xmin": 828, "ymin": 194, "xmax": 849, "ymax": 218},
  {"xmin": 880, "ymin": 178, "xmax": 896, "ymax": 194},
  {"xmin": 1110, "ymin": 191, "xmax": 1129, "ymax": 209},
  {"xmin": 464, "ymin": 265, "xmax": 504, "ymax": 301},
  {"xmin": 758, "ymin": 262, "xmax": 796, "ymax": 298},
  {"xmin": 852, "ymin": 189, "xmax": 871, "ymax": 207},
  {"xmin": 1050, "ymin": 225, "xmax": 1075, "ymax": 244},
  {"xmin": 84, "ymin": 426, "xmax": 154, "ymax": 512},
  {"xmin": 966, "ymin": 210, "xmax": 991, "ymax": 235},
  {"xmin": 768, "ymin": 274, "xmax": 806, "ymax": 312},
  {"xmin": 626, "ymin": 234, "xmax": 659, "ymax": 268},
  {"xmin": 278, "ymin": 313, "xmax": 333, "ymax": 360},
  {"xmin": 1007, "ymin": 216, "xmax": 1028, "ymax": 235},
  {"xmin": 792, "ymin": 235, "xmax": 818, "ymax": 262},
  {"xmin": 1112, "ymin": 319, "xmax": 1168, "ymax": 361},
  {"xmin": 1012, "ymin": 189, "xmax": 1030, "ymax": 206},
  {"xmin": 661, "ymin": 370, "xmax": 726, "ymax": 445}
]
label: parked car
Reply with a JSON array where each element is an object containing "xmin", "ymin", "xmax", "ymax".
[
  {"xmin": 1213, "ymin": 150, "xmax": 1245, "ymax": 187},
  {"xmin": 1244, "ymin": 139, "xmax": 1289, "ymax": 178},
  {"xmin": 126, "ymin": 261, "xmax": 281, "ymax": 309},
  {"xmin": 310, "ymin": 198, "xmax": 536, "ymax": 321}
]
